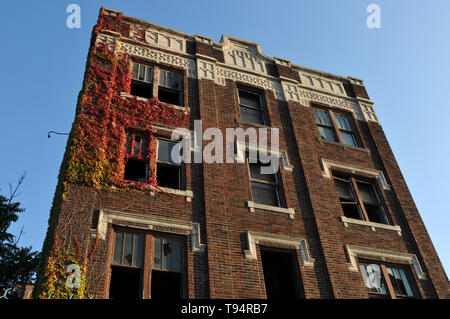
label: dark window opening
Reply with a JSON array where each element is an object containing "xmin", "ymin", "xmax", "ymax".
[
  {"xmin": 124, "ymin": 158, "xmax": 148, "ymax": 183},
  {"xmin": 156, "ymin": 163, "xmax": 180, "ymax": 189},
  {"xmin": 130, "ymin": 80, "xmax": 153, "ymax": 99},
  {"xmin": 152, "ymin": 237, "xmax": 183, "ymax": 299},
  {"xmin": 109, "ymin": 266, "xmax": 142, "ymax": 300},
  {"xmin": 157, "ymin": 139, "xmax": 182, "ymax": 189},
  {"xmin": 342, "ymin": 203, "xmax": 362, "ymax": 220},
  {"xmin": 158, "ymin": 87, "xmax": 180, "ymax": 105},
  {"xmin": 261, "ymin": 249, "xmax": 301, "ymax": 299},
  {"xmin": 333, "ymin": 172, "xmax": 389, "ymax": 225},
  {"xmin": 151, "ymin": 270, "xmax": 182, "ymax": 299}
]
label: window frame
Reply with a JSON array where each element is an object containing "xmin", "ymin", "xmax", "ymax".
[
  {"xmin": 158, "ymin": 69, "xmax": 182, "ymax": 106},
  {"xmin": 129, "ymin": 61, "xmax": 183, "ymax": 106},
  {"xmin": 123, "ymin": 131, "xmax": 184, "ymax": 190},
  {"xmin": 246, "ymin": 156, "xmax": 282, "ymax": 208},
  {"xmin": 333, "ymin": 172, "xmax": 390, "ymax": 225},
  {"xmin": 155, "ymin": 137, "xmax": 183, "ymax": 190},
  {"xmin": 109, "ymin": 228, "xmax": 187, "ymax": 299},
  {"xmin": 111, "ymin": 230, "xmax": 145, "ymax": 268},
  {"xmin": 312, "ymin": 105, "xmax": 360, "ymax": 147},
  {"xmin": 131, "ymin": 62, "xmax": 154, "ymax": 99},
  {"xmin": 238, "ymin": 87, "xmax": 267, "ymax": 126},
  {"xmin": 359, "ymin": 259, "xmax": 419, "ymax": 299}
]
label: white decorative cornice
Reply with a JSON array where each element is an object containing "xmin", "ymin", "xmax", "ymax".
[
  {"xmin": 116, "ymin": 40, "xmax": 197, "ymax": 78},
  {"xmin": 215, "ymin": 65, "xmax": 284, "ymax": 99},
  {"xmin": 299, "ymin": 71, "xmax": 346, "ymax": 96},
  {"xmin": 220, "ymin": 35, "xmax": 267, "ymax": 75},
  {"xmin": 244, "ymin": 231, "xmax": 314, "ymax": 266},
  {"xmin": 345, "ymin": 245, "xmax": 426, "ymax": 279},
  {"xmin": 97, "ymin": 209, "xmax": 205, "ymax": 252}
]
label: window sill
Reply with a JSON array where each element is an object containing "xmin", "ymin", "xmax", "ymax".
[
  {"xmin": 236, "ymin": 119, "xmax": 272, "ymax": 129},
  {"xmin": 113, "ymin": 182, "xmax": 193, "ymax": 202},
  {"xmin": 340, "ymin": 216, "xmax": 402, "ymax": 235},
  {"xmin": 120, "ymin": 92, "xmax": 189, "ymax": 114},
  {"xmin": 317, "ymin": 137, "xmax": 370, "ymax": 154},
  {"xmin": 152, "ymin": 186, "xmax": 193, "ymax": 202},
  {"xmin": 246, "ymin": 201, "xmax": 295, "ymax": 219}
]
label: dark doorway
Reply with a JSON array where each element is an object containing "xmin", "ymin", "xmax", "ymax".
[
  {"xmin": 109, "ymin": 266, "xmax": 142, "ymax": 299},
  {"xmin": 260, "ymin": 249, "xmax": 302, "ymax": 299},
  {"xmin": 151, "ymin": 270, "xmax": 182, "ymax": 299}
]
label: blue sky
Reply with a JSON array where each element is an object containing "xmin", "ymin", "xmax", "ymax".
[{"xmin": 1, "ymin": 0, "xmax": 449, "ymax": 277}]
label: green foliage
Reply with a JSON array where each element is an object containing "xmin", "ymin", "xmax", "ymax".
[{"xmin": 0, "ymin": 175, "xmax": 41, "ymax": 294}]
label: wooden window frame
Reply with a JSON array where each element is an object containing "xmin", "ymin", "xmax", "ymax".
[
  {"xmin": 333, "ymin": 172, "xmax": 390, "ymax": 225},
  {"xmin": 124, "ymin": 130, "xmax": 151, "ymax": 183},
  {"xmin": 238, "ymin": 87, "xmax": 267, "ymax": 126},
  {"xmin": 246, "ymin": 156, "xmax": 283, "ymax": 208},
  {"xmin": 130, "ymin": 61, "xmax": 183, "ymax": 106},
  {"xmin": 158, "ymin": 69, "xmax": 182, "ymax": 106},
  {"xmin": 109, "ymin": 228, "xmax": 187, "ymax": 299},
  {"xmin": 359, "ymin": 259, "xmax": 419, "ymax": 299},
  {"xmin": 313, "ymin": 105, "xmax": 361, "ymax": 147},
  {"xmin": 111, "ymin": 230, "xmax": 145, "ymax": 268},
  {"xmin": 155, "ymin": 137, "xmax": 184, "ymax": 190}
]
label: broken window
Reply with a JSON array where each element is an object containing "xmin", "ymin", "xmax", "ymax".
[
  {"xmin": 158, "ymin": 70, "xmax": 181, "ymax": 105},
  {"xmin": 333, "ymin": 172, "xmax": 389, "ymax": 224},
  {"xmin": 109, "ymin": 232, "xmax": 145, "ymax": 299},
  {"xmin": 238, "ymin": 89, "xmax": 265, "ymax": 125},
  {"xmin": 156, "ymin": 139, "xmax": 181, "ymax": 189},
  {"xmin": 131, "ymin": 62, "xmax": 153, "ymax": 99},
  {"xmin": 249, "ymin": 159, "xmax": 280, "ymax": 207},
  {"xmin": 260, "ymin": 249, "xmax": 302, "ymax": 299},
  {"xmin": 124, "ymin": 132, "xmax": 149, "ymax": 183},
  {"xmin": 360, "ymin": 261, "xmax": 417, "ymax": 299},
  {"xmin": 151, "ymin": 237, "xmax": 183, "ymax": 299}
]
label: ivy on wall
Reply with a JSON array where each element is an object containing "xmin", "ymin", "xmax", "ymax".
[{"xmin": 36, "ymin": 8, "xmax": 189, "ymax": 298}]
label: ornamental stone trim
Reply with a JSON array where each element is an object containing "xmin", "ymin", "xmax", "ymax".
[
  {"xmin": 244, "ymin": 231, "xmax": 314, "ymax": 266},
  {"xmin": 345, "ymin": 244, "xmax": 426, "ymax": 279},
  {"xmin": 97, "ymin": 209, "xmax": 205, "ymax": 252}
]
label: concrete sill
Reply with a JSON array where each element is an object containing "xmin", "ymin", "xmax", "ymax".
[
  {"xmin": 317, "ymin": 138, "xmax": 370, "ymax": 155},
  {"xmin": 246, "ymin": 201, "xmax": 295, "ymax": 219},
  {"xmin": 340, "ymin": 216, "xmax": 402, "ymax": 235},
  {"xmin": 120, "ymin": 92, "xmax": 189, "ymax": 114}
]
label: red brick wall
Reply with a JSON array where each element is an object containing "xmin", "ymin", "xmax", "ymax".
[{"xmin": 36, "ymin": 8, "xmax": 449, "ymax": 299}]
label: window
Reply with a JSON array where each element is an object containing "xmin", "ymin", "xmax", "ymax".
[
  {"xmin": 333, "ymin": 172, "xmax": 389, "ymax": 224},
  {"xmin": 124, "ymin": 131, "xmax": 149, "ymax": 183},
  {"xmin": 130, "ymin": 63, "xmax": 183, "ymax": 106},
  {"xmin": 313, "ymin": 108, "xmax": 338, "ymax": 142},
  {"xmin": 238, "ymin": 89, "xmax": 266, "ymax": 125},
  {"xmin": 158, "ymin": 70, "xmax": 181, "ymax": 105},
  {"xmin": 156, "ymin": 139, "xmax": 181, "ymax": 189},
  {"xmin": 131, "ymin": 62, "xmax": 153, "ymax": 99},
  {"xmin": 123, "ymin": 132, "xmax": 183, "ymax": 190},
  {"xmin": 151, "ymin": 237, "xmax": 184, "ymax": 299},
  {"xmin": 109, "ymin": 230, "xmax": 186, "ymax": 299},
  {"xmin": 109, "ymin": 232, "xmax": 145, "ymax": 299},
  {"xmin": 249, "ymin": 159, "xmax": 280, "ymax": 207},
  {"xmin": 360, "ymin": 262, "xmax": 417, "ymax": 299},
  {"xmin": 313, "ymin": 107, "xmax": 358, "ymax": 147},
  {"xmin": 261, "ymin": 249, "xmax": 303, "ymax": 299}
]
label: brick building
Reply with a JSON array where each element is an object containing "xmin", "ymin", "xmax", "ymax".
[{"xmin": 35, "ymin": 7, "xmax": 449, "ymax": 299}]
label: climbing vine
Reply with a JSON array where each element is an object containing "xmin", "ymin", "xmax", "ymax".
[
  {"xmin": 64, "ymin": 9, "xmax": 189, "ymax": 195},
  {"xmin": 37, "ymin": 9, "xmax": 189, "ymax": 299}
]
